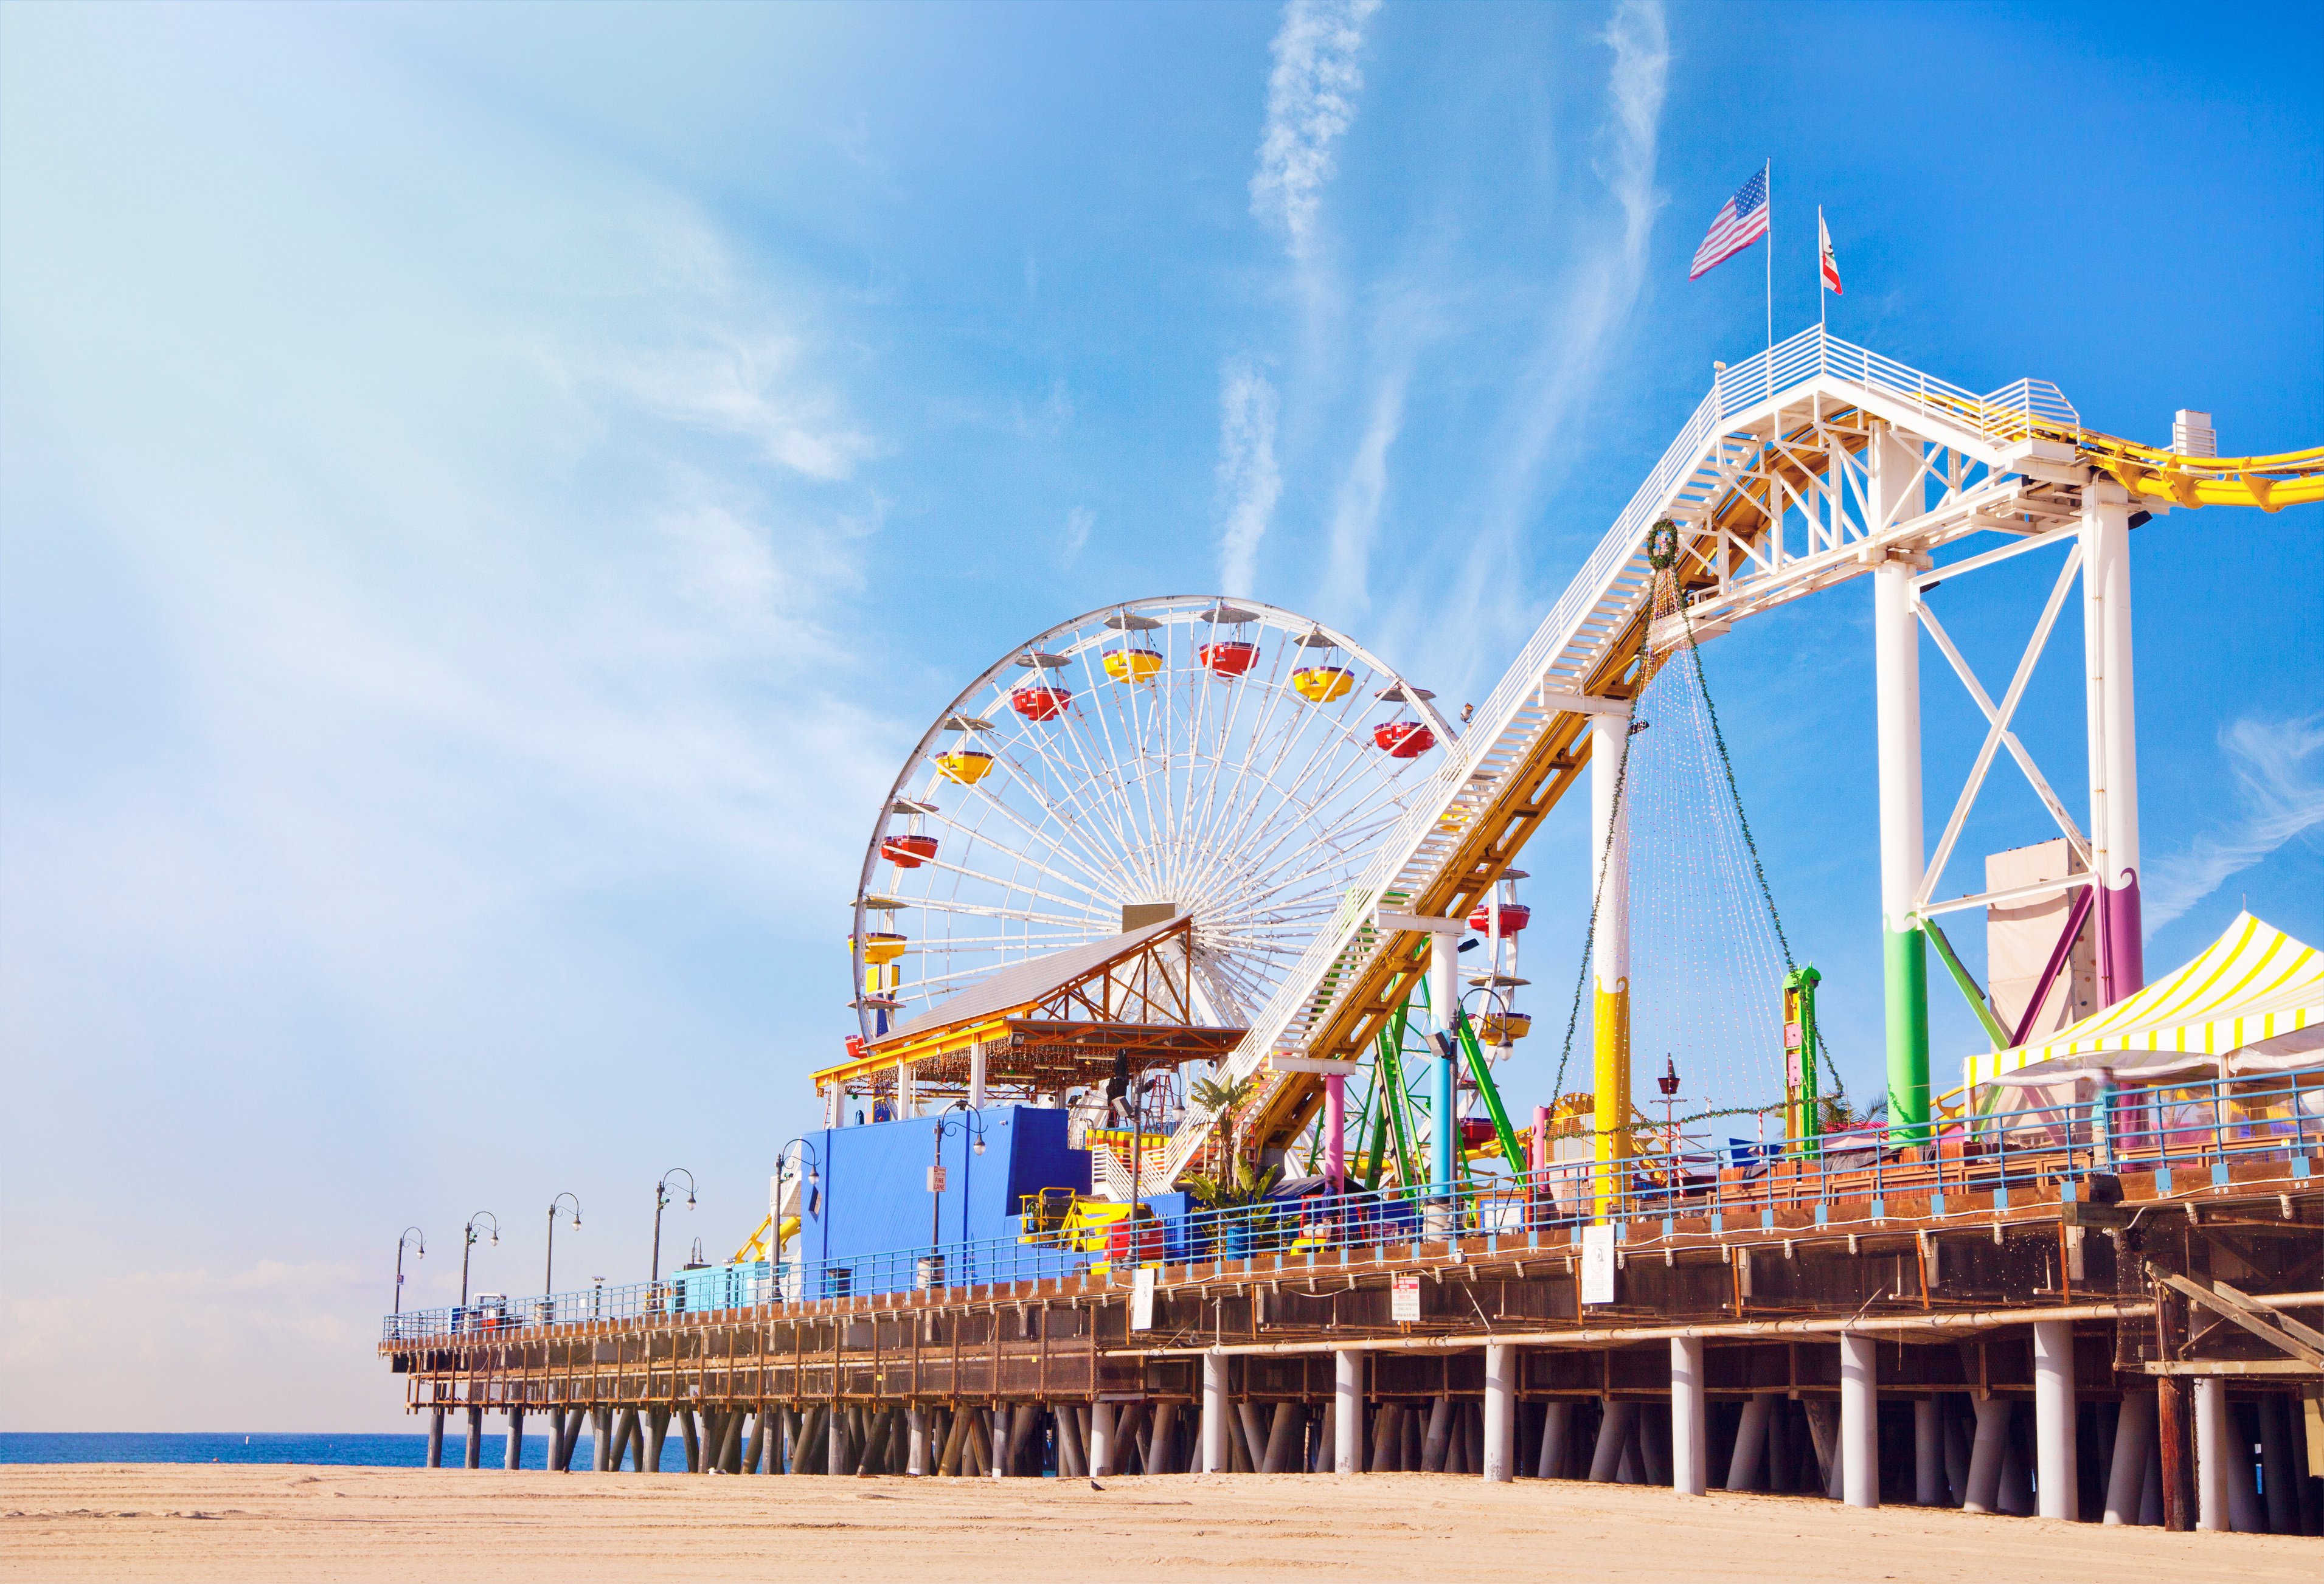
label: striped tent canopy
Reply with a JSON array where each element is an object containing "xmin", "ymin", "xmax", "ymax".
[{"xmin": 1966, "ymin": 910, "xmax": 2323, "ymax": 1091}]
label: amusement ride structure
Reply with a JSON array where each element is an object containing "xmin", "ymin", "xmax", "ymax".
[
  {"xmin": 385, "ymin": 324, "xmax": 2322, "ymax": 1529},
  {"xmin": 816, "ymin": 324, "xmax": 2324, "ymax": 1217}
]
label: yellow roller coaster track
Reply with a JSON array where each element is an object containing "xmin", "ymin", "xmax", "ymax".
[{"xmin": 1194, "ymin": 333, "xmax": 2319, "ymax": 1178}]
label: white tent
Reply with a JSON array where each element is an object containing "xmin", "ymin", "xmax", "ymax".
[{"xmin": 1965, "ymin": 910, "xmax": 2323, "ymax": 1095}]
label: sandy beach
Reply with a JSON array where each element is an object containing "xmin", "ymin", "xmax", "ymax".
[{"xmin": 2, "ymin": 1464, "xmax": 2314, "ymax": 1582}]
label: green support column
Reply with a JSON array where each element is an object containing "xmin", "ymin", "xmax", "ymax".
[{"xmin": 1883, "ymin": 924, "xmax": 1929, "ymax": 1145}]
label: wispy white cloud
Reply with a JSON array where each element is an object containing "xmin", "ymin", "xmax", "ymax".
[
  {"xmin": 1320, "ymin": 369, "xmax": 1407, "ymax": 617},
  {"xmin": 1425, "ymin": 0, "xmax": 1669, "ymax": 693},
  {"xmin": 1250, "ymin": 0, "xmax": 1382, "ymax": 261},
  {"xmin": 1063, "ymin": 505, "xmax": 1094, "ymax": 561},
  {"xmin": 1598, "ymin": 0, "xmax": 1670, "ymax": 266},
  {"xmin": 2143, "ymin": 713, "xmax": 2324, "ymax": 931},
  {"xmin": 614, "ymin": 334, "xmax": 878, "ymax": 480},
  {"xmin": 1215, "ymin": 361, "xmax": 1283, "ymax": 596}
]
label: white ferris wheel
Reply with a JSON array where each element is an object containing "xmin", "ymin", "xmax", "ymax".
[{"xmin": 850, "ymin": 597, "xmax": 1456, "ymax": 1043}]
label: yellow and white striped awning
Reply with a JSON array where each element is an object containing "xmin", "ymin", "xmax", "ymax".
[{"xmin": 1965, "ymin": 911, "xmax": 2323, "ymax": 1089}]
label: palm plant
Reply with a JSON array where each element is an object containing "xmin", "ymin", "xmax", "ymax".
[
  {"xmin": 1181, "ymin": 1156, "xmax": 1283, "ymax": 1212},
  {"xmin": 1187, "ymin": 1072, "xmax": 1260, "ymax": 1164}
]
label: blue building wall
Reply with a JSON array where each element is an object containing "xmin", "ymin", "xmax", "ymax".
[{"xmin": 802, "ymin": 1105, "xmax": 1092, "ymax": 1274}]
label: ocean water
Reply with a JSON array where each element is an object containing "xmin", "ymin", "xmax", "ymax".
[{"xmin": 0, "ymin": 1432, "xmax": 587, "ymax": 1469}]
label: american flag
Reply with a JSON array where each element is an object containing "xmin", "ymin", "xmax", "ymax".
[{"xmin": 1688, "ymin": 166, "xmax": 1769, "ymax": 280}]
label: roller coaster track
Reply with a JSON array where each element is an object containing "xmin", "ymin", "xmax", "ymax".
[{"xmin": 1163, "ymin": 323, "xmax": 2322, "ymax": 1183}]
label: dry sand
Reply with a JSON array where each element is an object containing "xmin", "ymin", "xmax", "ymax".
[{"xmin": 2, "ymin": 1464, "xmax": 2314, "ymax": 1582}]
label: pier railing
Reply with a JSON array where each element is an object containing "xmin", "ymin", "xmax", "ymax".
[{"xmin": 381, "ymin": 1070, "xmax": 2319, "ymax": 1343}]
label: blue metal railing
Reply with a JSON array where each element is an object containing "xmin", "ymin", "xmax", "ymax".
[{"xmin": 382, "ymin": 1070, "xmax": 2320, "ymax": 1342}]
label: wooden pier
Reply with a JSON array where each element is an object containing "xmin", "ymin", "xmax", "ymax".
[{"xmin": 384, "ymin": 1149, "xmax": 2322, "ymax": 1531}]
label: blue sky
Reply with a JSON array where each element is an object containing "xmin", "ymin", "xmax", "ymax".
[{"xmin": 2, "ymin": 1, "xmax": 2317, "ymax": 1431}]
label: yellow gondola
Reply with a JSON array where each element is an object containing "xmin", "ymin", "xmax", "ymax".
[
  {"xmin": 852, "ymin": 932, "xmax": 908, "ymax": 964},
  {"xmin": 1102, "ymin": 647, "xmax": 1164, "ymax": 684},
  {"xmin": 1291, "ymin": 665, "xmax": 1353, "ymax": 703},
  {"xmin": 935, "ymin": 749, "xmax": 994, "ymax": 784}
]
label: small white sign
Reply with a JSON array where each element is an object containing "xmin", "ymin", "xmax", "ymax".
[
  {"xmin": 926, "ymin": 1165, "xmax": 946, "ymax": 1192},
  {"xmin": 1130, "ymin": 1265, "xmax": 1156, "ymax": 1332},
  {"xmin": 1581, "ymin": 1224, "xmax": 1617, "ymax": 1306},
  {"xmin": 1392, "ymin": 1273, "xmax": 1422, "ymax": 1323}
]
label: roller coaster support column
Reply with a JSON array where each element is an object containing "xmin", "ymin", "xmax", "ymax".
[
  {"xmin": 1874, "ymin": 540, "xmax": 1929, "ymax": 1146},
  {"xmin": 1428, "ymin": 929, "xmax": 1459, "ymax": 1226},
  {"xmin": 1590, "ymin": 713, "xmax": 1632, "ymax": 1215},
  {"xmin": 2082, "ymin": 482, "xmax": 2143, "ymax": 1005}
]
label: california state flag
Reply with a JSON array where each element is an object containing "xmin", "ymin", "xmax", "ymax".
[{"xmin": 1819, "ymin": 209, "xmax": 1842, "ymax": 295}]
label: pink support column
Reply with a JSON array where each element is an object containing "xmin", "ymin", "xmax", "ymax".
[
  {"xmin": 2082, "ymin": 482, "xmax": 2143, "ymax": 1003},
  {"xmin": 1323, "ymin": 1074, "xmax": 1347, "ymax": 1189}
]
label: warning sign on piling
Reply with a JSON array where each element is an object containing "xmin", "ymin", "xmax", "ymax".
[
  {"xmin": 1391, "ymin": 1274, "xmax": 1421, "ymax": 1323},
  {"xmin": 1581, "ymin": 1225, "xmax": 1617, "ymax": 1306},
  {"xmin": 1131, "ymin": 1266, "xmax": 1156, "ymax": 1332}
]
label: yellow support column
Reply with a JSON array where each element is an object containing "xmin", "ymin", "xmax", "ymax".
[{"xmin": 1589, "ymin": 714, "xmax": 1632, "ymax": 1217}]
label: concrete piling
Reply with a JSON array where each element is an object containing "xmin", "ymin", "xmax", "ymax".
[
  {"xmin": 1912, "ymin": 1398, "xmax": 1943, "ymax": 1506},
  {"xmin": 2104, "ymin": 1388, "xmax": 2154, "ymax": 1524},
  {"xmin": 1725, "ymin": 1393, "xmax": 1770, "ymax": 1490},
  {"xmin": 2031, "ymin": 1321, "xmax": 2076, "ymax": 1521},
  {"xmin": 464, "ymin": 1405, "xmax": 482, "ymax": 1470},
  {"xmin": 1482, "ymin": 1345, "xmax": 1516, "ymax": 1484},
  {"xmin": 1334, "ymin": 1351, "xmax": 1364, "ymax": 1473},
  {"xmin": 1539, "ymin": 1400, "xmax": 1573, "ymax": 1480},
  {"xmin": 505, "ymin": 1406, "xmax": 524, "ymax": 1472},
  {"xmin": 1839, "ymin": 1333, "xmax": 1878, "ymax": 1509},
  {"xmin": 1587, "ymin": 1400, "xmax": 1631, "ymax": 1482},
  {"xmin": 1667, "ymin": 1338, "xmax": 1705, "ymax": 1496},
  {"xmin": 1201, "ymin": 1357, "xmax": 1229, "ymax": 1474},
  {"xmin": 426, "ymin": 1408, "xmax": 444, "ymax": 1469},
  {"xmin": 2258, "ymin": 1395, "xmax": 2297, "ymax": 1535},
  {"xmin": 2194, "ymin": 1377, "xmax": 2227, "ymax": 1530}
]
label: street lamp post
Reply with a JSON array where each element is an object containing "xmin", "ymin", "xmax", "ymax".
[
  {"xmin": 544, "ymin": 1193, "xmax": 582, "ymax": 1295},
  {"xmin": 394, "ymin": 1227, "xmax": 425, "ymax": 1315},
  {"xmin": 460, "ymin": 1211, "xmax": 499, "ymax": 1307},
  {"xmin": 772, "ymin": 1138, "xmax": 822, "ymax": 1302},
  {"xmin": 650, "ymin": 1169, "xmax": 695, "ymax": 1284},
  {"xmin": 926, "ymin": 1102, "xmax": 986, "ymax": 1288}
]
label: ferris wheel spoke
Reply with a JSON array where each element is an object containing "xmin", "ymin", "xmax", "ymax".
[
  {"xmin": 974, "ymin": 736, "xmax": 1152, "ymax": 902},
  {"xmin": 895, "ymin": 896, "xmax": 1106, "ymax": 930},
  {"xmin": 1050, "ymin": 659, "xmax": 1165, "ymax": 898},
  {"xmin": 999, "ymin": 686, "xmax": 1157, "ymax": 884},
  {"xmin": 901, "ymin": 848, "xmax": 1117, "ymax": 925},
  {"xmin": 910, "ymin": 801, "xmax": 1112, "ymax": 921}
]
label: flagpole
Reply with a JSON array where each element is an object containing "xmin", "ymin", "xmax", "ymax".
[
  {"xmin": 1818, "ymin": 204, "xmax": 1826, "ymax": 333},
  {"xmin": 1763, "ymin": 161, "xmax": 1774, "ymax": 368}
]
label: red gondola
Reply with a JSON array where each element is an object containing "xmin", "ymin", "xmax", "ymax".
[
  {"xmin": 1466, "ymin": 902, "xmax": 1531, "ymax": 933},
  {"xmin": 1372, "ymin": 720, "xmax": 1435, "ymax": 758},
  {"xmin": 1198, "ymin": 640, "xmax": 1260, "ymax": 677},
  {"xmin": 1011, "ymin": 684, "xmax": 1072, "ymax": 721},
  {"xmin": 881, "ymin": 834, "xmax": 940, "ymax": 868}
]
